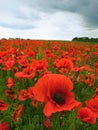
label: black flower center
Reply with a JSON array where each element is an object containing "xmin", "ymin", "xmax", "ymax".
[{"xmin": 52, "ymin": 93, "xmax": 65, "ymax": 105}]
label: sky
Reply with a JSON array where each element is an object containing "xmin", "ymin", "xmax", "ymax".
[{"xmin": 0, "ymin": 0, "xmax": 98, "ymax": 40}]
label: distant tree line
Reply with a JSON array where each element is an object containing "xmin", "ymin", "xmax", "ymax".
[{"xmin": 72, "ymin": 37, "xmax": 98, "ymax": 43}]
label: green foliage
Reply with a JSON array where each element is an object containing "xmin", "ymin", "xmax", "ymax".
[
  {"xmin": 74, "ymin": 82, "xmax": 95, "ymax": 103},
  {"xmin": 72, "ymin": 37, "xmax": 98, "ymax": 43}
]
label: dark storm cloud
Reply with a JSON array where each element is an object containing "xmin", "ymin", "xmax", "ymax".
[
  {"xmin": 65, "ymin": 0, "xmax": 98, "ymax": 28},
  {"xmin": 23, "ymin": 0, "xmax": 98, "ymax": 28}
]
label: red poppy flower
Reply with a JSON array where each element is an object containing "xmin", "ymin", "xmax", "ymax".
[
  {"xmin": 22, "ymin": 66, "xmax": 36, "ymax": 79},
  {"xmin": 93, "ymin": 52, "xmax": 98, "ymax": 56},
  {"xmin": 85, "ymin": 97, "xmax": 98, "ymax": 117},
  {"xmin": 18, "ymin": 89, "xmax": 30, "ymax": 101},
  {"xmin": 44, "ymin": 118, "xmax": 51, "ymax": 129},
  {"xmin": 15, "ymin": 66, "xmax": 36, "ymax": 79},
  {"xmin": 15, "ymin": 72, "xmax": 23, "ymax": 79},
  {"xmin": 18, "ymin": 58, "xmax": 28, "ymax": 67},
  {"xmin": 54, "ymin": 58, "xmax": 73, "ymax": 70},
  {"xmin": 85, "ymin": 47, "xmax": 90, "ymax": 52},
  {"xmin": 69, "ymin": 47, "xmax": 75, "ymax": 56},
  {"xmin": 46, "ymin": 53, "xmax": 57, "ymax": 59},
  {"xmin": 59, "ymin": 68, "xmax": 67, "ymax": 74},
  {"xmin": 33, "ymin": 74, "xmax": 81, "ymax": 116},
  {"xmin": 78, "ymin": 107, "xmax": 96, "ymax": 124},
  {"xmin": 0, "ymin": 100, "xmax": 9, "ymax": 111},
  {"xmin": 45, "ymin": 49, "xmax": 51, "ymax": 54},
  {"xmin": 2, "ymin": 57, "xmax": 16, "ymax": 70},
  {"xmin": 0, "ymin": 121, "xmax": 10, "ymax": 130},
  {"xmin": 0, "ymin": 51, "xmax": 7, "ymax": 64},
  {"xmin": 7, "ymin": 77, "xmax": 14, "ymax": 89},
  {"xmin": 27, "ymin": 51, "xmax": 35, "ymax": 57},
  {"xmin": 31, "ymin": 59, "xmax": 48, "ymax": 72},
  {"xmin": 13, "ymin": 104, "xmax": 24, "ymax": 122}
]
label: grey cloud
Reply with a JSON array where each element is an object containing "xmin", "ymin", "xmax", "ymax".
[
  {"xmin": 23, "ymin": 0, "xmax": 98, "ymax": 28},
  {"xmin": 66, "ymin": 0, "xmax": 98, "ymax": 28},
  {"xmin": 0, "ymin": 23, "xmax": 34, "ymax": 30},
  {"xmin": 0, "ymin": 0, "xmax": 98, "ymax": 30},
  {"xmin": 0, "ymin": 0, "xmax": 40, "ymax": 29}
]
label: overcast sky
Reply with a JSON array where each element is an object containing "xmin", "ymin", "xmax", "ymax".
[{"xmin": 0, "ymin": 0, "xmax": 98, "ymax": 40}]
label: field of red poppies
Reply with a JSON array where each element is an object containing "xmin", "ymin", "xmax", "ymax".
[{"xmin": 0, "ymin": 39, "xmax": 98, "ymax": 130}]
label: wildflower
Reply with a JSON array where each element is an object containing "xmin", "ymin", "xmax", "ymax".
[
  {"xmin": 0, "ymin": 100, "xmax": 9, "ymax": 111},
  {"xmin": 13, "ymin": 104, "xmax": 24, "ymax": 122},
  {"xmin": 18, "ymin": 58, "xmax": 28, "ymax": 68},
  {"xmin": 22, "ymin": 66, "xmax": 36, "ymax": 79},
  {"xmin": 15, "ymin": 72, "xmax": 23, "ymax": 79},
  {"xmin": 0, "ymin": 121, "xmax": 10, "ymax": 130},
  {"xmin": 78, "ymin": 107, "xmax": 96, "ymax": 124},
  {"xmin": 33, "ymin": 74, "xmax": 81, "ymax": 116},
  {"xmin": 85, "ymin": 97, "xmax": 98, "ymax": 117},
  {"xmin": 18, "ymin": 89, "xmax": 30, "ymax": 101},
  {"xmin": 44, "ymin": 118, "xmax": 51, "ymax": 130},
  {"xmin": 54, "ymin": 58, "xmax": 73, "ymax": 70},
  {"xmin": 2, "ymin": 57, "xmax": 15, "ymax": 70},
  {"xmin": 7, "ymin": 77, "xmax": 14, "ymax": 89}
]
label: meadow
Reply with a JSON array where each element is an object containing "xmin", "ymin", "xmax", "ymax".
[{"xmin": 0, "ymin": 39, "xmax": 98, "ymax": 130}]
